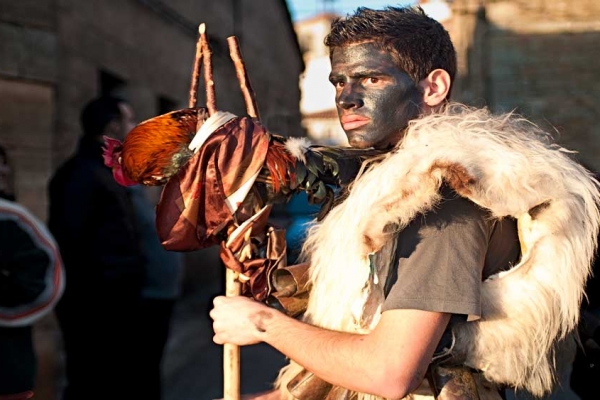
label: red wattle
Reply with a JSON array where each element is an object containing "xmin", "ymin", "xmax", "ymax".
[{"xmin": 113, "ymin": 167, "xmax": 137, "ymax": 187}]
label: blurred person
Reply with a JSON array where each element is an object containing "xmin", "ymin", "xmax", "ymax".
[
  {"xmin": 0, "ymin": 145, "xmax": 64, "ymax": 400},
  {"xmin": 128, "ymin": 184, "xmax": 184, "ymax": 400},
  {"xmin": 48, "ymin": 96, "xmax": 145, "ymax": 400}
]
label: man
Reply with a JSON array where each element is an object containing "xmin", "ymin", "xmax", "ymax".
[
  {"xmin": 210, "ymin": 6, "xmax": 598, "ymax": 399},
  {"xmin": 49, "ymin": 96, "xmax": 145, "ymax": 400},
  {"xmin": 211, "ymin": 7, "xmax": 499, "ymax": 398}
]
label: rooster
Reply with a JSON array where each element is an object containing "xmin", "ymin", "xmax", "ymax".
[
  {"xmin": 103, "ymin": 107, "xmax": 382, "ymax": 217},
  {"xmin": 103, "ymin": 107, "xmax": 208, "ymax": 186},
  {"xmin": 102, "ymin": 107, "xmax": 299, "ymax": 194}
]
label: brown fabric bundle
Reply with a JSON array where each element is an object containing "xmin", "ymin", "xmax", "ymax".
[
  {"xmin": 218, "ymin": 205, "xmax": 288, "ymax": 302},
  {"xmin": 156, "ymin": 116, "xmax": 269, "ymax": 251}
]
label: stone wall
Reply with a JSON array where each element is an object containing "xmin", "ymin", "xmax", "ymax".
[
  {"xmin": 449, "ymin": 0, "xmax": 600, "ymax": 169},
  {"xmin": 0, "ymin": 81, "xmax": 54, "ymax": 217},
  {"xmin": 0, "ymin": 0, "xmax": 58, "ymax": 218},
  {"xmin": 0, "ymin": 0, "xmax": 303, "ymax": 220},
  {"xmin": 0, "ymin": 2, "xmax": 303, "ymax": 399}
]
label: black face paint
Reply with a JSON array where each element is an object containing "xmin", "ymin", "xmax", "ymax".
[{"xmin": 330, "ymin": 42, "xmax": 423, "ymax": 149}]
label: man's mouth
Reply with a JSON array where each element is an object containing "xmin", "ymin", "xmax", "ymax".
[{"xmin": 340, "ymin": 115, "xmax": 370, "ymax": 131}]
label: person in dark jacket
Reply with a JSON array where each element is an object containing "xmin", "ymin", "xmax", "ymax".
[
  {"xmin": 127, "ymin": 184, "xmax": 184, "ymax": 400},
  {"xmin": 0, "ymin": 145, "xmax": 64, "ymax": 400},
  {"xmin": 48, "ymin": 96, "xmax": 145, "ymax": 400}
]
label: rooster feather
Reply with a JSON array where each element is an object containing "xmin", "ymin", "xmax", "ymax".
[{"xmin": 103, "ymin": 108, "xmax": 208, "ymax": 186}]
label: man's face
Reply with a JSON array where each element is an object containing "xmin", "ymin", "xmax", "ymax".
[
  {"xmin": 329, "ymin": 42, "xmax": 423, "ymax": 149},
  {"xmin": 117, "ymin": 103, "xmax": 136, "ymax": 140},
  {"xmin": 104, "ymin": 102, "xmax": 136, "ymax": 141}
]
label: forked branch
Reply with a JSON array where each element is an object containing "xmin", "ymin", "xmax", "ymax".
[{"xmin": 227, "ymin": 36, "xmax": 260, "ymax": 122}]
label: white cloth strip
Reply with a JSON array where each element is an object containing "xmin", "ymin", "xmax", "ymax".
[
  {"xmin": 224, "ymin": 169, "xmax": 261, "ymax": 215},
  {"xmin": 188, "ymin": 111, "xmax": 237, "ymax": 153}
]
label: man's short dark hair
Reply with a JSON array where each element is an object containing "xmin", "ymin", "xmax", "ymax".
[
  {"xmin": 325, "ymin": 6, "xmax": 457, "ymax": 88},
  {"xmin": 80, "ymin": 96, "xmax": 125, "ymax": 137}
]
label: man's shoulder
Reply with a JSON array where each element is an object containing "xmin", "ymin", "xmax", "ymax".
[
  {"xmin": 56, "ymin": 151, "xmax": 102, "ymax": 172},
  {"xmin": 51, "ymin": 153, "xmax": 107, "ymax": 186}
]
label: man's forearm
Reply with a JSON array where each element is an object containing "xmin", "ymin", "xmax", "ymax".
[
  {"xmin": 255, "ymin": 310, "xmax": 399, "ymax": 397},
  {"xmin": 211, "ymin": 297, "xmax": 447, "ymax": 398}
]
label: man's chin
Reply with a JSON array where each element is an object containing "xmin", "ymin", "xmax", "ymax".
[
  {"xmin": 347, "ymin": 138, "xmax": 373, "ymax": 149},
  {"xmin": 348, "ymin": 137, "xmax": 395, "ymax": 150}
]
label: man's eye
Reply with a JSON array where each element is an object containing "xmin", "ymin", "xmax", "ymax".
[
  {"xmin": 334, "ymin": 81, "xmax": 345, "ymax": 88},
  {"xmin": 366, "ymin": 77, "xmax": 379, "ymax": 84}
]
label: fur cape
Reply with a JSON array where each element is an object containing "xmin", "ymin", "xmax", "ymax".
[{"xmin": 276, "ymin": 104, "xmax": 600, "ymax": 399}]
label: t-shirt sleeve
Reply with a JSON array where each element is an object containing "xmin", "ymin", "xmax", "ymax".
[{"xmin": 382, "ymin": 194, "xmax": 491, "ymax": 319}]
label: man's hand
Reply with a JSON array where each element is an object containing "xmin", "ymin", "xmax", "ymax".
[{"xmin": 210, "ymin": 295, "xmax": 279, "ymax": 346}]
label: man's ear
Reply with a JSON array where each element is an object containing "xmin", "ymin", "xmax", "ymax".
[{"xmin": 418, "ymin": 69, "xmax": 452, "ymax": 107}]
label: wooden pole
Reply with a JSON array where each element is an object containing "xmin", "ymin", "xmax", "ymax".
[
  {"xmin": 192, "ymin": 25, "xmax": 237, "ymax": 399},
  {"xmin": 227, "ymin": 36, "xmax": 261, "ymax": 122},
  {"xmin": 222, "ymin": 33, "xmax": 262, "ymax": 400},
  {"xmin": 200, "ymin": 23, "xmax": 217, "ymax": 116},
  {"xmin": 224, "ymin": 268, "xmax": 242, "ymax": 400},
  {"xmin": 188, "ymin": 24, "xmax": 203, "ymax": 108}
]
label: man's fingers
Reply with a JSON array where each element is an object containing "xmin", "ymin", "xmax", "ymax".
[
  {"xmin": 213, "ymin": 331, "xmax": 238, "ymax": 345},
  {"xmin": 210, "ymin": 295, "xmax": 264, "ymax": 346},
  {"xmin": 213, "ymin": 333, "xmax": 225, "ymax": 344}
]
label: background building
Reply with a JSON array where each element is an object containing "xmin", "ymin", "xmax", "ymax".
[
  {"xmin": 295, "ymin": 12, "xmax": 347, "ymax": 145},
  {"xmin": 294, "ymin": 0, "xmax": 600, "ymax": 170},
  {"xmin": 448, "ymin": 0, "xmax": 600, "ymax": 169},
  {"xmin": 0, "ymin": 1, "xmax": 303, "ymax": 399},
  {"xmin": 0, "ymin": 0, "xmax": 304, "ymax": 221}
]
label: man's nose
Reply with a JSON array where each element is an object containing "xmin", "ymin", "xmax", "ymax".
[{"xmin": 337, "ymin": 84, "xmax": 364, "ymax": 110}]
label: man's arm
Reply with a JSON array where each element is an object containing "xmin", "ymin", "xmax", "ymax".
[{"xmin": 211, "ymin": 296, "xmax": 450, "ymax": 399}]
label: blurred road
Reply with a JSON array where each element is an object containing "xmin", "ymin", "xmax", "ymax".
[{"xmin": 33, "ymin": 246, "xmax": 287, "ymax": 400}]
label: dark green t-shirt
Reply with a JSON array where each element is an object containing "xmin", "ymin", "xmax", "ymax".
[{"xmin": 382, "ymin": 188, "xmax": 521, "ymax": 320}]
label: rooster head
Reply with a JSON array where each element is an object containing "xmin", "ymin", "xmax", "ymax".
[{"xmin": 102, "ymin": 136, "xmax": 137, "ymax": 187}]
